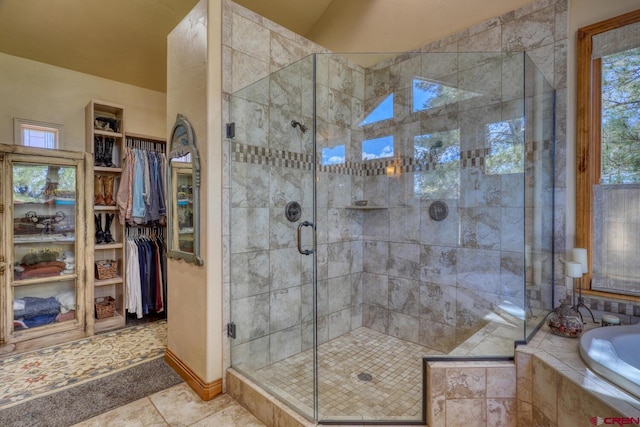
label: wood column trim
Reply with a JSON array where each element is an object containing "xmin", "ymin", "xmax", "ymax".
[{"xmin": 164, "ymin": 348, "xmax": 222, "ymax": 401}]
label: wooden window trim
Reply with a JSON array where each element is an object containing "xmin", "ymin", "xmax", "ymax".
[{"xmin": 576, "ymin": 9, "xmax": 640, "ymax": 300}]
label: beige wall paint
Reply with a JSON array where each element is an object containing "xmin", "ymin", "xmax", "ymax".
[
  {"xmin": 565, "ymin": 0, "xmax": 639, "ymax": 248},
  {"xmin": 307, "ymin": 0, "xmax": 536, "ymax": 53},
  {"xmin": 0, "ymin": 52, "xmax": 165, "ymax": 150},
  {"xmin": 166, "ymin": 0, "xmax": 211, "ymax": 381},
  {"xmin": 206, "ymin": 0, "xmax": 224, "ymax": 384}
]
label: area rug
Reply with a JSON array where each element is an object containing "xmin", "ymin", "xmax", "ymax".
[
  {"xmin": 0, "ymin": 320, "xmax": 169, "ymax": 410},
  {"xmin": 0, "ymin": 356, "xmax": 184, "ymax": 427}
]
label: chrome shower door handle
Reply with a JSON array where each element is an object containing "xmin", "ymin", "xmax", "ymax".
[{"xmin": 297, "ymin": 221, "xmax": 315, "ymax": 255}]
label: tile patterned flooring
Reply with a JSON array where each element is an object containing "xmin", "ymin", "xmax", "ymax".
[
  {"xmin": 241, "ymin": 309, "xmax": 549, "ymax": 422},
  {"xmin": 0, "ymin": 311, "xmax": 548, "ymax": 425},
  {"xmin": 0, "ymin": 321, "xmax": 167, "ymax": 409},
  {"xmin": 248, "ymin": 327, "xmax": 443, "ymax": 422},
  {"xmin": 72, "ymin": 383, "xmax": 265, "ymax": 426},
  {"xmin": 0, "ymin": 320, "xmax": 265, "ymax": 426}
]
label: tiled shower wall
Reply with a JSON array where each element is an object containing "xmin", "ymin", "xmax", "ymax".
[
  {"xmin": 358, "ymin": 53, "xmax": 536, "ymax": 352},
  {"xmin": 223, "ymin": 0, "xmax": 569, "ymax": 371},
  {"xmin": 225, "ymin": 3, "xmax": 371, "ymax": 368},
  {"xmin": 222, "ymin": 0, "xmax": 326, "ymax": 371},
  {"xmin": 365, "ymin": 0, "xmax": 569, "ymax": 348},
  {"xmin": 356, "ymin": 5, "xmax": 562, "ymax": 350}
]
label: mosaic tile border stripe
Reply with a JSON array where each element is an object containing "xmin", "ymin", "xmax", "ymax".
[
  {"xmin": 232, "ymin": 142, "xmax": 544, "ymax": 176},
  {"xmin": 231, "ymin": 142, "xmax": 313, "ymax": 170}
]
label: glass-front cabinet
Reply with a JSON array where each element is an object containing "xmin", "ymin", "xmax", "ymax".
[{"xmin": 1, "ymin": 145, "xmax": 86, "ymax": 350}]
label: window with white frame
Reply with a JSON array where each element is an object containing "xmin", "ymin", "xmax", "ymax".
[{"xmin": 14, "ymin": 119, "xmax": 63, "ymax": 149}]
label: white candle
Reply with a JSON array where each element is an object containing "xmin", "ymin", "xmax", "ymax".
[
  {"xmin": 566, "ymin": 261, "xmax": 583, "ymax": 278},
  {"xmin": 572, "ymin": 248, "xmax": 588, "ymax": 274}
]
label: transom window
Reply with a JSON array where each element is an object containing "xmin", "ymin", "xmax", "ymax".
[{"xmin": 14, "ymin": 118, "xmax": 62, "ymax": 149}]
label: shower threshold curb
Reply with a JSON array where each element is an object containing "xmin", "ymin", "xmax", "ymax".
[{"xmin": 226, "ymin": 368, "xmax": 428, "ymax": 426}]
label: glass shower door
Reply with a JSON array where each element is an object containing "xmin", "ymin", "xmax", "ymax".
[
  {"xmin": 313, "ymin": 53, "xmax": 427, "ymax": 423},
  {"xmin": 229, "ymin": 55, "xmax": 317, "ymax": 420}
]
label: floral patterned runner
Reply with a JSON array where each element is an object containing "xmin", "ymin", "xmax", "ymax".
[{"xmin": 0, "ymin": 321, "xmax": 167, "ymax": 409}]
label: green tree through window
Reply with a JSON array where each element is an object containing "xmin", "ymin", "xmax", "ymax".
[{"xmin": 601, "ymin": 46, "xmax": 640, "ymax": 184}]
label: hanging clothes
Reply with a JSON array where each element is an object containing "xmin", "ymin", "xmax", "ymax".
[
  {"xmin": 125, "ymin": 232, "xmax": 166, "ymax": 319},
  {"xmin": 121, "ymin": 136, "xmax": 168, "ymax": 320},
  {"xmin": 125, "ymin": 239, "xmax": 143, "ymax": 318},
  {"xmin": 116, "ymin": 148, "xmax": 167, "ymax": 226}
]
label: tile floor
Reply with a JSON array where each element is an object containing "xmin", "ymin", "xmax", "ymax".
[
  {"xmin": 236, "ymin": 309, "xmax": 549, "ymax": 423},
  {"xmin": 0, "ymin": 308, "xmax": 549, "ymax": 425},
  {"xmin": 247, "ymin": 327, "xmax": 442, "ymax": 422},
  {"xmin": 72, "ymin": 382, "xmax": 266, "ymax": 426}
]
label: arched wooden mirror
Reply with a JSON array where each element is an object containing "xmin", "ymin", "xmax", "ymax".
[{"xmin": 167, "ymin": 114, "xmax": 203, "ymax": 265}]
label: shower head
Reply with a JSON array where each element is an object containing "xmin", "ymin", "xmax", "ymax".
[{"xmin": 291, "ymin": 120, "xmax": 308, "ymax": 134}]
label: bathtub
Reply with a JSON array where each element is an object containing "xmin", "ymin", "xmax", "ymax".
[{"xmin": 579, "ymin": 322, "xmax": 640, "ymax": 399}]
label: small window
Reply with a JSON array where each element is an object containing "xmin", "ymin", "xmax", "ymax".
[
  {"xmin": 362, "ymin": 135, "xmax": 393, "ymax": 160},
  {"xmin": 14, "ymin": 119, "xmax": 63, "ymax": 149},
  {"xmin": 413, "ymin": 78, "xmax": 480, "ymax": 113},
  {"xmin": 360, "ymin": 94, "xmax": 394, "ymax": 126},
  {"xmin": 321, "ymin": 145, "xmax": 345, "ymax": 166},
  {"xmin": 485, "ymin": 119, "xmax": 524, "ymax": 175},
  {"xmin": 414, "ymin": 130, "xmax": 460, "ymax": 199},
  {"xmin": 600, "ymin": 46, "xmax": 640, "ymax": 184}
]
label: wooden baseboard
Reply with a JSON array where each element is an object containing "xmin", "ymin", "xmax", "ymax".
[{"xmin": 164, "ymin": 348, "xmax": 222, "ymax": 401}]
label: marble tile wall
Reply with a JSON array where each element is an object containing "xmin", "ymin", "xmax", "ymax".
[
  {"xmin": 427, "ymin": 361, "xmax": 518, "ymax": 427},
  {"xmin": 428, "ymin": 325, "xmax": 640, "ymax": 427},
  {"xmin": 224, "ymin": 0, "xmax": 567, "ymax": 376},
  {"xmin": 223, "ymin": 0, "xmax": 321, "ymax": 373},
  {"xmin": 428, "ymin": 0, "xmax": 567, "ymax": 307},
  {"xmin": 224, "ymin": 1, "xmax": 367, "ymax": 371},
  {"xmin": 359, "ymin": 0, "xmax": 565, "ymax": 353}
]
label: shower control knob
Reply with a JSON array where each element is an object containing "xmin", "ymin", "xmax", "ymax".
[
  {"xmin": 429, "ymin": 201, "xmax": 448, "ymax": 221},
  {"xmin": 285, "ymin": 201, "xmax": 302, "ymax": 222}
]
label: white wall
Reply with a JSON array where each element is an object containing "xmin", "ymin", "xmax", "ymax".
[
  {"xmin": 565, "ymin": 0, "xmax": 639, "ymax": 247},
  {"xmin": 0, "ymin": 52, "xmax": 166, "ymax": 151}
]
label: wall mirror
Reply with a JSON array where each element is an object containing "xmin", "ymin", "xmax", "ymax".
[{"xmin": 167, "ymin": 113, "xmax": 203, "ymax": 265}]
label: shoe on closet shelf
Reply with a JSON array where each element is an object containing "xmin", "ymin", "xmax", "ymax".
[
  {"xmin": 104, "ymin": 175, "xmax": 116, "ymax": 206},
  {"xmin": 95, "ymin": 213, "xmax": 106, "ymax": 244},
  {"xmin": 103, "ymin": 213, "xmax": 116, "ymax": 244},
  {"xmin": 94, "ymin": 175, "xmax": 106, "ymax": 205}
]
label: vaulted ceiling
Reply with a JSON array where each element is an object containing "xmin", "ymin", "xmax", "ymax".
[{"xmin": 0, "ymin": 0, "xmax": 534, "ymax": 93}]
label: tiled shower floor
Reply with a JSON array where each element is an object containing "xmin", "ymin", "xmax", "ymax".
[
  {"xmin": 238, "ymin": 309, "xmax": 549, "ymax": 422},
  {"xmin": 249, "ymin": 327, "xmax": 443, "ymax": 421}
]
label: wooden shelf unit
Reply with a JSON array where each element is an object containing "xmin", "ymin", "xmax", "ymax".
[{"xmin": 86, "ymin": 100, "xmax": 126, "ymax": 334}]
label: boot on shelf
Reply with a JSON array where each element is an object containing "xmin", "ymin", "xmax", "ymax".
[
  {"xmin": 94, "ymin": 136, "xmax": 105, "ymax": 167},
  {"xmin": 95, "ymin": 214, "xmax": 105, "ymax": 244},
  {"xmin": 104, "ymin": 175, "xmax": 116, "ymax": 206},
  {"xmin": 103, "ymin": 138, "xmax": 115, "ymax": 167},
  {"xmin": 103, "ymin": 213, "xmax": 116, "ymax": 244},
  {"xmin": 94, "ymin": 175, "xmax": 105, "ymax": 205}
]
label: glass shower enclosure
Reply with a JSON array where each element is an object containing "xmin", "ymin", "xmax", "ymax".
[{"xmin": 228, "ymin": 52, "xmax": 555, "ymax": 423}]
